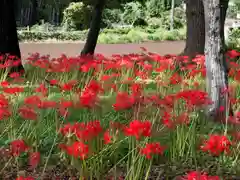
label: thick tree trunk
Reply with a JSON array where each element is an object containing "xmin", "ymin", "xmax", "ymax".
[
  {"xmin": 183, "ymin": 0, "xmax": 205, "ymax": 58},
  {"xmin": 0, "ymin": 0, "xmax": 24, "ymax": 73},
  {"xmin": 203, "ymin": 0, "xmax": 229, "ymax": 122},
  {"xmin": 81, "ymin": 0, "xmax": 105, "ymax": 56}
]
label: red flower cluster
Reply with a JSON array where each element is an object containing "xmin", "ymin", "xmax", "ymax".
[
  {"xmin": 60, "ymin": 120, "xmax": 103, "ymax": 141},
  {"xmin": 60, "ymin": 141, "xmax": 89, "ymax": 160},
  {"xmin": 200, "ymin": 135, "xmax": 231, "ymax": 156},
  {"xmin": 184, "ymin": 171, "xmax": 220, "ymax": 180},
  {"xmin": 140, "ymin": 142, "xmax": 165, "ymax": 159},
  {"xmin": 123, "ymin": 120, "xmax": 151, "ymax": 140}
]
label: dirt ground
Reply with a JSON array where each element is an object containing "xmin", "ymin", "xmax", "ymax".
[{"xmin": 19, "ymin": 41, "xmax": 185, "ymax": 59}]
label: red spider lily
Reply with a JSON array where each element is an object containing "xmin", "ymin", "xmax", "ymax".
[
  {"xmin": 28, "ymin": 152, "xmax": 40, "ymax": 169},
  {"xmin": 226, "ymin": 50, "xmax": 240, "ymax": 59},
  {"xmin": 0, "ymin": 81, "xmax": 9, "ymax": 87},
  {"xmin": 35, "ymin": 83, "xmax": 48, "ymax": 96},
  {"xmin": 49, "ymin": 79, "xmax": 59, "ymax": 86},
  {"xmin": 79, "ymin": 80, "xmax": 103, "ymax": 108},
  {"xmin": 161, "ymin": 111, "xmax": 175, "ymax": 129},
  {"xmin": 75, "ymin": 120, "xmax": 103, "ymax": 141},
  {"xmin": 184, "ymin": 171, "xmax": 220, "ymax": 180},
  {"xmin": 10, "ymin": 140, "xmax": 29, "ymax": 156},
  {"xmin": 175, "ymin": 112, "xmax": 190, "ymax": 125},
  {"xmin": 9, "ymin": 72, "xmax": 21, "ymax": 79},
  {"xmin": 18, "ymin": 106, "xmax": 38, "ymax": 120},
  {"xmin": 61, "ymin": 80, "xmax": 78, "ymax": 91},
  {"xmin": 24, "ymin": 95, "xmax": 42, "ymax": 107},
  {"xmin": 59, "ymin": 99, "xmax": 74, "ymax": 108},
  {"xmin": 60, "ymin": 141, "xmax": 89, "ymax": 160},
  {"xmin": 104, "ymin": 130, "xmax": 112, "ymax": 144},
  {"xmin": 200, "ymin": 135, "xmax": 231, "ymax": 156},
  {"xmin": 170, "ymin": 73, "xmax": 182, "ymax": 85},
  {"xmin": 123, "ymin": 120, "xmax": 151, "ymax": 140},
  {"xmin": 38, "ymin": 100, "xmax": 57, "ymax": 109},
  {"xmin": 176, "ymin": 90, "xmax": 212, "ymax": 108},
  {"xmin": 140, "ymin": 142, "xmax": 165, "ymax": 159},
  {"xmin": 0, "ymin": 108, "xmax": 11, "ymax": 120},
  {"xmin": 3, "ymin": 87, "xmax": 24, "ymax": 94},
  {"xmin": 60, "ymin": 120, "xmax": 103, "ymax": 141},
  {"xmin": 16, "ymin": 177, "xmax": 35, "ymax": 180},
  {"xmin": 79, "ymin": 90, "xmax": 98, "ymax": 108},
  {"xmin": 113, "ymin": 92, "xmax": 135, "ymax": 111},
  {"xmin": 0, "ymin": 94, "xmax": 9, "ymax": 108}
]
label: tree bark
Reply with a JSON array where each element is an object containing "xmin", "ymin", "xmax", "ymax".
[
  {"xmin": 203, "ymin": 0, "xmax": 229, "ymax": 122},
  {"xmin": 183, "ymin": 0, "xmax": 205, "ymax": 58},
  {"xmin": 0, "ymin": 0, "xmax": 24, "ymax": 73},
  {"xmin": 81, "ymin": 0, "xmax": 105, "ymax": 56}
]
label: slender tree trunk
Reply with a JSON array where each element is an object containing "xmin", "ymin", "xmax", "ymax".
[
  {"xmin": 170, "ymin": 0, "xmax": 175, "ymax": 31},
  {"xmin": 183, "ymin": 0, "xmax": 205, "ymax": 58},
  {"xmin": 203, "ymin": 0, "xmax": 229, "ymax": 122},
  {"xmin": 29, "ymin": 0, "xmax": 38, "ymax": 26},
  {"xmin": 0, "ymin": 0, "xmax": 24, "ymax": 73},
  {"xmin": 81, "ymin": 0, "xmax": 105, "ymax": 56},
  {"xmin": 220, "ymin": 0, "xmax": 229, "ymax": 48}
]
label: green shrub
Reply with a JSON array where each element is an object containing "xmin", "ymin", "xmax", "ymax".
[
  {"xmin": 62, "ymin": 2, "xmax": 92, "ymax": 31},
  {"xmin": 147, "ymin": 18, "xmax": 163, "ymax": 29},
  {"xmin": 18, "ymin": 30, "xmax": 88, "ymax": 41}
]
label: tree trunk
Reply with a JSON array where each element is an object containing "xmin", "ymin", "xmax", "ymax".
[
  {"xmin": 183, "ymin": 0, "xmax": 205, "ymax": 58},
  {"xmin": 81, "ymin": 0, "xmax": 105, "ymax": 56},
  {"xmin": 203, "ymin": 0, "xmax": 229, "ymax": 122},
  {"xmin": 170, "ymin": 0, "xmax": 175, "ymax": 31},
  {"xmin": 220, "ymin": 0, "xmax": 229, "ymax": 49},
  {"xmin": 0, "ymin": 0, "xmax": 24, "ymax": 73},
  {"xmin": 29, "ymin": 0, "xmax": 38, "ymax": 26}
]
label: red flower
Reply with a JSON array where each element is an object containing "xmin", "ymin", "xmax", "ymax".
[
  {"xmin": 29, "ymin": 152, "xmax": 40, "ymax": 169},
  {"xmin": 19, "ymin": 106, "xmax": 38, "ymax": 120},
  {"xmin": 113, "ymin": 92, "xmax": 135, "ymax": 111},
  {"xmin": 35, "ymin": 83, "xmax": 48, "ymax": 96},
  {"xmin": 200, "ymin": 135, "xmax": 231, "ymax": 156},
  {"xmin": 140, "ymin": 142, "xmax": 165, "ymax": 159},
  {"xmin": 226, "ymin": 50, "xmax": 240, "ymax": 59},
  {"xmin": 170, "ymin": 73, "xmax": 182, "ymax": 85},
  {"xmin": 64, "ymin": 141, "xmax": 89, "ymax": 160},
  {"xmin": 104, "ymin": 130, "xmax": 112, "ymax": 144},
  {"xmin": 0, "ymin": 81, "xmax": 9, "ymax": 87},
  {"xmin": 75, "ymin": 120, "xmax": 103, "ymax": 141},
  {"xmin": 3, "ymin": 87, "xmax": 24, "ymax": 94},
  {"xmin": 10, "ymin": 140, "xmax": 29, "ymax": 156},
  {"xmin": 184, "ymin": 171, "xmax": 220, "ymax": 180},
  {"xmin": 124, "ymin": 120, "xmax": 151, "ymax": 140}
]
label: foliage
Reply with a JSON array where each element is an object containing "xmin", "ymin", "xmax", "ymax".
[
  {"xmin": 1, "ymin": 48, "xmax": 240, "ymax": 179},
  {"xmin": 102, "ymin": 8, "xmax": 123, "ymax": 28},
  {"xmin": 122, "ymin": 2, "xmax": 146, "ymax": 25},
  {"xmin": 227, "ymin": 28, "xmax": 240, "ymax": 51},
  {"xmin": 145, "ymin": 0, "xmax": 168, "ymax": 17},
  {"xmin": 62, "ymin": 2, "xmax": 92, "ymax": 31}
]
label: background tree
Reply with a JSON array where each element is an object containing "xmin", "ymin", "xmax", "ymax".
[
  {"xmin": 0, "ymin": 0, "xmax": 24, "ymax": 73},
  {"xmin": 183, "ymin": 0, "xmax": 205, "ymax": 58},
  {"xmin": 203, "ymin": 0, "xmax": 230, "ymax": 121},
  {"xmin": 81, "ymin": 0, "xmax": 106, "ymax": 56}
]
